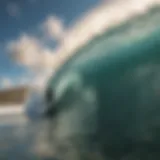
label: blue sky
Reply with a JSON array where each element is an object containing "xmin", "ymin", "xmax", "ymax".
[{"xmin": 0, "ymin": 0, "xmax": 101, "ymax": 88}]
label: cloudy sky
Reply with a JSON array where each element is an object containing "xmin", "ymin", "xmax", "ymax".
[
  {"xmin": 1, "ymin": 0, "xmax": 160, "ymax": 89},
  {"xmin": 0, "ymin": 0, "xmax": 101, "ymax": 89}
]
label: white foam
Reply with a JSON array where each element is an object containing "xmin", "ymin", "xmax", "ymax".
[{"xmin": 55, "ymin": 0, "xmax": 160, "ymax": 65}]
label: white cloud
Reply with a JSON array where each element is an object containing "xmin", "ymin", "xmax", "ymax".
[
  {"xmin": 8, "ymin": 35, "xmax": 41, "ymax": 68},
  {"xmin": 42, "ymin": 16, "xmax": 64, "ymax": 40},
  {"xmin": 6, "ymin": 0, "xmax": 160, "ymax": 88},
  {"xmin": 7, "ymin": 34, "xmax": 59, "ymax": 71},
  {"xmin": 6, "ymin": 33, "xmax": 58, "ymax": 89},
  {"xmin": 6, "ymin": 2, "xmax": 20, "ymax": 18}
]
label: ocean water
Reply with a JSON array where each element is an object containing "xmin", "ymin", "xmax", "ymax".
[
  {"xmin": 0, "ymin": 112, "xmax": 38, "ymax": 159},
  {"xmin": 1, "ymin": 5, "xmax": 160, "ymax": 160},
  {"xmin": 0, "ymin": 124, "xmax": 34, "ymax": 159},
  {"xmin": 0, "ymin": 119, "xmax": 55, "ymax": 159}
]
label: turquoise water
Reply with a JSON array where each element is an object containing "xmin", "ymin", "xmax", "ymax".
[{"xmin": 48, "ymin": 6, "xmax": 160, "ymax": 91}]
